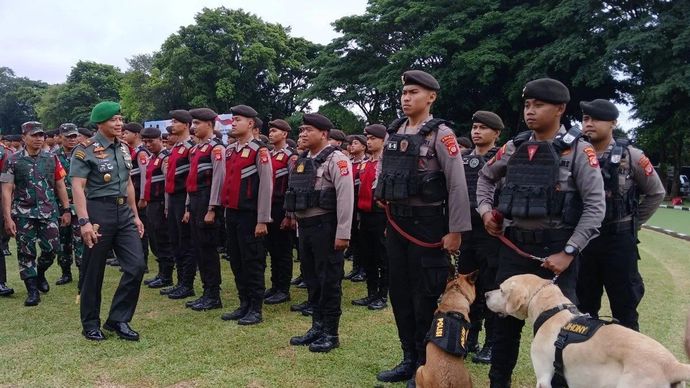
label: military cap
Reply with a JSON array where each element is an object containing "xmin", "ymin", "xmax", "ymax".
[
  {"xmin": 472, "ymin": 111, "xmax": 504, "ymax": 131},
  {"xmin": 123, "ymin": 122, "xmax": 143, "ymax": 133},
  {"xmin": 269, "ymin": 119, "xmax": 291, "ymax": 132},
  {"xmin": 59, "ymin": 123, "xmax": 78, "ymax": 135},
  {"xmin": 5, "ymin": 134, "xmax": 21, "ymax": 142},
  {"xmin": 580, "ymin": 99, "xmax": 619, "ymax": 121},
  {"xmin": 169, "ymin": 109, "xmax": 193, "ymax": 124},
  {"xmin": 254, "ymin": 117, "xmax": 263, "ymax": 130},
  {"xmin": 329, "ymin": 129, "xmax": 346, "ymax": 141},
  {"xmin": 402, "ymin": 70, "xmax": 440, "ymax": 91},
  {"xmin": 141, "ymin": 127, "xmax": 161, "ymax": 139},
  {"xmin": 190, "ymin": 108, "xmax": 218, "ymax": 122},
  {"xmin": 347, "ymin": 134, "xmax": 367, "ymax": 147},
  {"xmin": 286, "ymin": 138, "xmax": 297, "ymax": 148},
  {"xmin": 522, "ymin": 78, "xmax": 570, "ymax": 104},
  {"xmin": 90, "ymin": 101, "xmax": 121, "ymax": 123},
  {"xmin": 364, "ymin": 124, "xmax": 387, "ymax": 139},
  {"xmin": 46, "ymin": 129, "xmax": 59, "ymax": 137},
  {"xmin": 21, "ymin": 121, "xmax": 44, "ymax": 135},
  {"xmin": 302, "ymin": 113, "xmax": 333, "ymax": 131},
  {"xmin": 230, "ymin": 104, "xmax": 258, "ymax": 118},
  {"xmin": 78, "ymin": 127, "xmax": 93, "ymax": 137}
]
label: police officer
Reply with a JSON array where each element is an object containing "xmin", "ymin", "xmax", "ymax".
[
  {"xmin": 139, "ymin": 127, "xmax": 174, "ymax": 289},
  {"xmin": 161, "ymin": 110, "xmax": 197, "ymax": 300},
  {"xmin": 476, "ymin": 78, "xmax": 606, "ymax": 387},
  {"xmin": 182, "ymin": 108, "xmax": 225, "ymax": 311},
  {"xmin": 1, "ymin": 121, "xmax": 71, "ymax": 306},
  {"xmin": 55, "ymin": 123, "xmax": 84, "ymax": 286},
  {"xmin": 375, "ymin": 70, "xmax": 472, "ymax": 385},
  {"xmin": 576, "ymin": 99, "xmax": 665, "ymax": 331},
  {"xmin": 352, "ymin": 124, "xmax": 388, "ymax": 310},
  {"xmin": 287, "ymin": 113, "xmax": 354, "ymax": 353},
  {"xmin": 70, "ymin": 101, "xmax": 146, "ymax": 341},
  {"xmin": 264, "ymin": 119, "xmax": 298, "ymax": 305},
  {"xmin": 220, "ymin": 105, "xmax": 273, "ymax": 325},
  {"xmin": 328, "ymin": 129, "xmax": 346, "ymax": 148},
  {"xmin": 123, "ymin": 123, "xmax": 151, "ymax": 272},
  {"xmin": 457, "ymin": 111, "xmax": 504, "ymax": 364},
  {"xmin": 344, "ymin": 134, "xmax": 367, "ymax": 282}
]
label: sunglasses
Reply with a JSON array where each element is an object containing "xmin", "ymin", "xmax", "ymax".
[{"xmin": 64, "ymin": 134, "xmax": 78, "ymax": 139}]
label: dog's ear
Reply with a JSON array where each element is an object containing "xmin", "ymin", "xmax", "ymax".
[
  {"xmin": 466, "ymin": 270, "xmax": 479, "ymax": 285},
  {"xmin": 504, "ymin": 282, "xmax": 529, "ymax": 319}
]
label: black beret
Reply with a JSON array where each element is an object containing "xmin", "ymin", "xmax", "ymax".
[
  {"xmin": 162, "ymin": 132, "xmax": 169, "ymax": 140},
  {"xmin": 190, "ymin": 108, "xmax": 218, "ymax": 122},
  {"xmin": 457, "ymin": 136, "xmax": 473, "ymax": 149},
  {"xmin": 259, "ymin": 134, "xmax": 269, "ymax": 144},
  {"xmin": 169, "ymin": 109, "xmax": 193, "ymax": 124},
  {"xmin": 303, "ymin": 113, "xmax": 333, "ymax": 131},
  {"xmin": 230, "ymin": 104, "xmax": 258, "ymax": 118},
  {"xmin": 5, "ymin": 134, "xmax": 21, "ymax": 142},
  {"xmin": 402, "ymin": 70, "xmax": 440, "ymax": 91},
  {"xmin": 472, "ymin": 111, "xmax": 504, "ymax": 131},
  {"xmin": 141, "ymin": 127, "xmax": 161, "ymax": 139},
  {"xmin": 123, "ymin": 122, "xmax": 143, "ymax": 133},
  {"xmin": 254, "ymin": 117, "xmax": 263, "ymax": 130},
  {"xmin": 165, "ymin": 125, "xmax": 173, "ymax": 133},
  {"xmin": 45, "ymin": 129, "xmax": 59, "ymax": 137},
  {"xmin": 329, "ymin": 129, "xmax": 346, "ymax": 141},
  {"xmin": 78, "ymin": 127, "xmax": 93, "ymax": 137},
  {"xmin": 347, "ymin": 134, "xmax": 367, "ymax": 146},
  {"xmin": 286, "ymin": 138, "xmax": 297, "ymax": 148},
  {"xmin": 580, "ymin": 99, "xmax": 619, "ymax": 121},
  {"xmin": 269, "ymin": 119, "xmax": 291, "ymax": 132},
  {"xmin": 364, "ymin": 124, "xmax": 387, "ymax": 139},
  {"xmin": 522, "ymin": 78, "xmax": 570, "ymax": 104}
]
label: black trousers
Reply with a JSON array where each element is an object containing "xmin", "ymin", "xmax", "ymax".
[
  {"xmin": 489, "ymin": 235, "xmax": 578, "ymax": 385},
  {"xmin": 298, "ymin": 213, "xmax": 344, "ymax": 327},
  {"xmin": 146, "ymin": 200, "xmax": 174, "ymax": 279},
  {"xmin": 386, "ymin": 212, "xmax": 448, "ymax": 363},
  {"xmin": 80, "ymin": 199, "xmax": 146, "ymax": 331},
  {"xmin": 167, "ymin": 192, "xmax": 196, "ymax": 287},
  {"xmin": 189, "ymin": 190, "xmax": 221, "ymax": 292},
  {"xmin": 0, "ymin": 254, "xmax": 6, "ymax": 283},
  {"xmin": 265, "ymin": 206, "xmax": 293, "ymax": 293},
  {"xmin": 577, "ymin": 229, "xmax": 644, "ymax": 331},
  {"xmin": 225, "ymin": 209, "xmax": 266, "ymax": 302},
  {"xmin": 350, "ymin": 211, "xmax": 361, "ymax": 268},
  {"xmin": 358, "ymin": 212, "xmax": 388, "ymax": 298}
]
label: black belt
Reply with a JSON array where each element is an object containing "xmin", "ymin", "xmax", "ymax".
[
  {"xmin": 506, "ymin": 227, "xmax": 573, "ymax": 245},
  {"xmin": 389, "ymin": 204, "xmax": 445, "ymax": 218},
  {"xmin": 89, "ymin": 196, "xmax": 127, "ymax": 205},
  {"xmin": 599, "ymin": 221, "xmax": 634, "ymax": 234},
  {"xmin": 298, "ymin": 213, "xmax": 336, "ymax": 227}
]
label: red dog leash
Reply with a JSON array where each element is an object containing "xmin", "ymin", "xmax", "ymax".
[
  {"xmin": 383, "ymin": 202, "xmax": 443, "ymax": 249},
  {"xmin": 491, "ymin": 209, "xmax": 546, "ymax": 263}
]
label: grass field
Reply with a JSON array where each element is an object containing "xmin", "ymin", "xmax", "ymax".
[
  {"xmin": 646, "ymin": 207, "xmax": 690, "ymax": 235},
  {"xmin": 1, "ymin": 228, "xmax": 690, "ymax": 387}
]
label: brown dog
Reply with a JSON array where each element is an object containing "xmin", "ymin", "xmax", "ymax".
[{"xmin": 415, "ymin": 271, "xmax": 477, "ymax": 388}]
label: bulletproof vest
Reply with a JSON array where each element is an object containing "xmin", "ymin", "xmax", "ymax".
[
  {"xmin": 424, "ymin": 311, "xmax": 471, "ymax": 357},
  {"xmin": 284, "ymin": 146, "xmax": 338, "ymax": 212},
  {"xmin": 145, "ymin": 149, "xmax": 170, "ymax": 202},
  {"xmin": 498, "ymin": 127, "xmax": 583, "ymax": 225},
  {"xmin": 374, "ymin": 117, "xmax": 449, "ymax": 202},
  {"xmin": 599, "ymin": 138, "xmax": 637, "ymax": 223},
  {"xmin": 165, "ymin": 139, "xmax": 194, "ymax": 195},
  {"xmin": 186, "ymin": 139, "xmax": 221, "ymax": 193},
  {"xmin": 222, "ymin": 139, "xmax": 264, "ymax": 211},
  {"xmin": 271, "ymin": 147, "xmax": 296, "ymax": 204},
  {"xmin": 462, "ymin": 147, "xmax": 499, "ymax": 208}
]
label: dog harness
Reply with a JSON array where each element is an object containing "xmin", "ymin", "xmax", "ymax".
[{"xmin": 424, "ymin": 311, "xmax": 472, "ymax": 357}]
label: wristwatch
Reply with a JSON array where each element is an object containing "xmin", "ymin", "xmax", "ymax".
[
  {"xmin": 78, "ymin": 217, "xmax": 91, "ymax": 227},
  {"xmin": 564, "ymin": 244, "xmax": 579, "ymax": 256}
]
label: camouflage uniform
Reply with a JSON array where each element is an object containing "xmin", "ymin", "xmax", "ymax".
[
  {"xmin": 0, "ymin": 149, "xmax": 66, "ymax": 280},
  {"xmin": 55, "ymin": 146, "xmax": 83, "ymax": 269}
]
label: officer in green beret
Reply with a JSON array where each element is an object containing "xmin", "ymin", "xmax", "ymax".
[{"xmin": 70, "ymin": 101, "xmax": 146, "ymax": 341}]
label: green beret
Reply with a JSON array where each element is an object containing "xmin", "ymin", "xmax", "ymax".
[
  {"xmin": 522, "ymin": 78, "xmax": 570, "ymax": 104},
  {"xmin": 230, "ymin": 104, "xmax": 258, "ymax": 118},
  {"xmin": 402, "ymin": 70, "xmax": 440, "ymax": 91},
  {"xmin": 269, "ymin": 119, "xmax": 291, "ymax": 132},
  {"xmin": 472, "ymin": 111, "xmax": 504, "ymax": 131},
  {"xmin": 329, "ymin": 129, "xmax": 346, "ymax": 141},
  {"xmin": 364, "ymin": 124, "xmax": 387, "ymax": 139},
  {"xmin": 90, "ymin": 101, "xmax": 121, "ymax": 124},
  {"xmin": 189, "ymin": 108, "xmax": 218, "ymax": 122},
  {"xmin": 303, "ymin": 113, "xmax": 333, "ymax": 131},
  {"xmin": 123, "ymin": 123, "xmax": 143, "ymax": 133},
  {"xmin": 59, "ymin": 123, "xmax": 78, "ymax": 135},
  {"xmin": 141, "ymin": 127, "xmax": 161, "ymax": 139},
  {"xmin": 21, "ymin": 121, "xmax": 44, "ymax": 135},
  {"xmin": 78, "ymin": 127, "xmax": 93, "ymax": 137},
  {"xmin": 580, "ymin": 99, "xmax": 619, "ymax": 121},
  {"xmin": 169, "ymin": 110, "xmax": 193, "ymax": 124}
]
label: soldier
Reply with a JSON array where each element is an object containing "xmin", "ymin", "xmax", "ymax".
[
  {"xmin": 139, "ymin": 127, "xmax": 174, "ymax": 289},
  {"xmin": 286, "ymin": 113, "xmax": 354, "ymax": 353},
  {"xmin": 344, "ymin": 134, "xmax": 367, "ymax": 282},
  {"xmin": 576, "ymin": 99, "xmax": 665, "ymax": 331},
  {"xmin": 352, "ymin": 124, "xmax": 388, "ymax": 310},
  {"xmin": 0, "ymin": 138, "xmax": 13, "ymax": 297},
  {"xmin": 457, "ymin": 111, "xmax": 504, "ymax": 364},
  {"xmin": 476, "ymin": 78, "xmax": 606, "ymax": 387},
  {"xmin": 161, "ymin": 110, "xmax": 197, "ymax": 300},
  {"xmin": 123, "ymin": 123, "xmax": 151, "ymax": 272},
  {"xmin": 70, "ymin": 101, "xmax": 146, "ymax": 341},
  {"xmin": 181, "ymin": 108, "xmax": 225, "ymax": 311},
  {"xmin": 77, "ymin": 127, "xmax": 93, "ymax": 144},
  {"xmin": 44, "ymin": 129, "xmax": 58, "ymax": 153},
  {"xmin": 220, "ymin": 105, "xmax": 273, "ymax": 325},
  {"xmin": 54, "ymin": 123, "xmax": 84, "ymax": 286},
  {"xmin": 1, "ymin": 121, "xmax": 71, "ymax": 306},
  {"xmin": 264, "ymin": 119, "xmax": 298, "ymax": 305},
  {"xmin": 7, "ymin": 134, "xmax": 22, "ymax": 152},
  {"xmin": 375, "ymin": 70, "xmax": 472, "ymax": 385}
]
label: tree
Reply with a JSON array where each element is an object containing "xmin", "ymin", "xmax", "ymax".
[
  {"xmin": 317, "ymin": 102, "xmax": 365, "ymax": 134},
  {"xmin": 0, "ymin": 67, "xmax": 47, "ymax": 134}
]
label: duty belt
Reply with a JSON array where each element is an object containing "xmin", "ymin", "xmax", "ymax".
[
  {"xmin": 506, "ymin": 228, "xmax": 573, "ymax": 245},
  {"xmin": 90, "ymin": 196, "xmax": 127, "ymax": 205},
  {"xmin": 389, "ymin": 204, "xmax": 445, "ymax": 218}
]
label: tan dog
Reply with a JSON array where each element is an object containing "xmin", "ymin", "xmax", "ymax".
[
  {"xmin": 486, "ymin": 274, "xmax": 690, "ymax": 388},
  {"xmin": 415, "ymin": 271, "xmax": 477, "ymax": 388}
]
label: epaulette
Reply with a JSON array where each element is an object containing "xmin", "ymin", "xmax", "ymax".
[{"xmin": 80, "ymin": 138, "xmax": 95, "ymax": 148}]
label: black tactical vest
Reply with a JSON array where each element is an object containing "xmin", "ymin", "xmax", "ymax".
[
  {"xmin": 498, "ymin": 127, "xmax": 583, "ymax": 225},
  {"xmin": 599, "ymin": 138, "xmax": 637, "ymax": 223},
  {"xmin": 462, "ymin": 147, "xmax": 499, "ymax": 209},
  {"xmin": 375, "ymin": 117, "xmax": 450, "ymax": 202},
  {"xmin": 284, "ymin": 146, "xmax": 338, "ymax": 212}
]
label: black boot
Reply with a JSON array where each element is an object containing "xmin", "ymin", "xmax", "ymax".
[
  {"xmin": 309, "ymin": 319, "xmax": 339, "ymax": 353},
  {"xmin": 185, "ymin": 289, "xmax": 208, "ymax": 308},
  {"xmin": 37, "ymin": 269, "xmax": 50, "ymax": 293},
  {"xmin": 56, "ymin": 267, "xmax": 72, "ymax": 285},
  {"xmin": 160, "ymin": 284, "xmax": 181, "ymax": 295},
  {"xmin": 368, "ymin": 296, "xmax": 388, "ymax": 310},
  {"xmin": 221, "ymin": 299, "xmax": 249, "ymax": 321},
  {"xmin": 472, "ymin": 344, "xmax": 492, "ymax": 364},
  {"xmin": 0, "ymin": 282, "xmax": 14, "ymax": 296},
  {"xmin": 168, "ymin": 285, "xmax": 195, "ymax": 299},
  {"xmin": 148, "ymin": 276, "xmax": 173, "ymax": 289},
  {"xmin": 290, "ymin": 275, "xmax": 303, "ymax": 285},
  {"xmin": 191, "ymin": 288, "xmax": 222, "ymax": 311},
  {"xmin": 350, "ymin": 267, "xmax": 366, "ymax": 282},
  {"xmin": 376, "ymin": 348, "xmax": 417, "ymax": 382},
  {"xmin": 290, "ymin": 300, "xmax": 311, "ymax": 312},
  {"xmin": 143, "ymin": 274, "xmax": 160, "ymax": 286},
  {"xmin": 290, "ymin": 320, "xmax": 323, "ymax": 346},
  {"xmin": 352, "ymin": 294, "xmax": 377, "ymax": 306},
  {"xmin": 238, "ymin": 299, "xmax": 263, "ymax": 325},
  {"xmin": 24, "ymin": 278, "xmax": 41, "ymax": 306},
  {"xmin": 265, "ymin": 290, "xmax": 290, "ymax": 305}
]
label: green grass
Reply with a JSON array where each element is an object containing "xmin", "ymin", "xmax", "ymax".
[
  {"xmin": 646, "ymin": 207, "xmax": 690, "ymax": 235},
  {"xmin": 1, "ymin": 230, "xmax": 690, "ymax": 387}
]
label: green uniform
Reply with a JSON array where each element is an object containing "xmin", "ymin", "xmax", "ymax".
[{"xmin": 55, "ymin": 146, "xmax": 84, "ymax": 270}]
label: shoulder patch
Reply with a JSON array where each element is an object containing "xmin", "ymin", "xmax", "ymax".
[
  {"xmin": 74, "ymin": 150, "xmax": 87, "ymax": 160},
  {"xmin": 638, "ymin": 155, "xmax": 654, "ymax": 176},
  {"xmin": 583, "ymin": 146, "xmax": 599, "ymax": 168},
  {"xmin": 259, "ymin": 148, "xmax": 270, "ymax": 164},
  {"xmin": 336, "ymin": 159, "xmax": 350, "ymax": 176},
  {"xmin": 441, "ymin": 134, "xmax": 459, "ymax": 156},
  {"xmin": 138, "ymin": 152, "xmax": 148, "ymax": 165},
  {"xmin": 213, "ymin": 146, "xmax": 223, "ymax": 161}
]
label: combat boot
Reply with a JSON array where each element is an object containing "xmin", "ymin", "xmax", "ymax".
[
  {"xmin": 237, "ymin": 299, "xmax": 263, "ymax": 325},
  {"xmin": 24, "ymin": 278, "xmax": 41, "ymax": 306},
  {"xmin": 160, "ymin": 284, "xmax": 181, "ymax": 295},
  {"xmin": 168, "ymin": 285, "xmax": 194, "ymax": 299},
  {"xmin": 376, "ymin": 348, "xmax": 417, "ymax": 382},
  {"xmin": 367, "ymin": 296, "xmax": 388, "ymax": 310},
  {"xmin": 221, "ymin": 299, "xmax": 249, "ymax": 321},
  {"xmin": 290, "ymin": 320, "xmax": 323, "ymax": 346},
  {"xmin": 143, "ymin": 274, "xmax": 160, "ymax": 286},
  {"xmin": 186, "ymin": 289, "xmax": 208, "ymax": 308},
  {"xmin": 308, "ymin": 320, "xmax": 339, "ymax": 353},
  {"xmin": 37, "ymin": 269, "xmax": 50, "ymax": 293},
  {"xmin": 0, "ymin": 282, "xmax": 14, "ymax": 296},
  {"xmin": 472, "ymin": 344, "xmax": 492, "ymax": 364},
  {"xmin": 55, "ymin": 266, "xmax": 72, "ymax": 285},
  {"xmin": 191, "ymin": 288, "xmax": 222, "ymax": 311},
  {"xmin": 351, "ymin": 293, "xmax": 377, "ymax": 306}
]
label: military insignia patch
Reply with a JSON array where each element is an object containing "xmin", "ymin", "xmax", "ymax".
[
  {"xmin": 74, "ymin": 150, "xmax": 86, "ymax": 160},
  {"xmin": 400, "ymin": 139, "xmax": 409, "ymax": 152},
  {"xmin": 201, "ymin": 144, "xmax": 208, "ymax": 153},
  {"xmin": 639, "ymin": 155, "xmax": 653, "ymax": 176},
  {"xmin": 583, "ymin": 146, "xmax": 599, "ymax": 168},
  {"xmin": 154, "ymin": 159, "xmax": 160, "ymax": 166},
  {"xmin": 296, "ymin": 163, "xmax": 305, "ymax": 173},
  {"xmin": 241, "ymin": 148, "xmax": 251, "ymax": 158},
  {"xmin": 213, "ymin": 147, "xmax": 223, "ymax": 161},
  {"xmin": 337, "ymin": 160, "xmax": 349, "ymax": 176},
  {"xmin": 259, "ymin": 148, "xmax": 269, "ymax": 164},
  {"xmin": 277, "ymin": 153, "xmax": 284, "ymax": 161},
  {"xmin": 527, "ymin": 145, "xmax": 538, "ymax": 161},
  {"xmin": 138, "ymin": 153, "xmax": 148, "ymax": 165},
  {"xmin": 441, "ymin": 134, "xmax": 459, "ymax": 157},
  {"xmin": 178, "ymin": 147, "xmax": 185, "ymax": 154},
  {"xmin": 469, "ymin": 158, "xmax": 480, "ymax": 168}
]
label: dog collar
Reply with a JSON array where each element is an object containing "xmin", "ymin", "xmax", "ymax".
[{"xmin": 533, "ymin": 303, "xmax": 580, "ymax": 336}]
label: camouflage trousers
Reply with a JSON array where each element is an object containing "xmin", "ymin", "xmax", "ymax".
[
  {"xmin": 15, "ymin": 216, "xmax": 59, "ymax": 280},
  {"xmin": 58, "ymin": 214, "xmax": 84, "ymax": 269}
]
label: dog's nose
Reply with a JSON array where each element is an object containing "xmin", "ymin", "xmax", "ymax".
[{"xmin": 484, "ymin": 291, "xmax": 491, "ymax": 300}]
